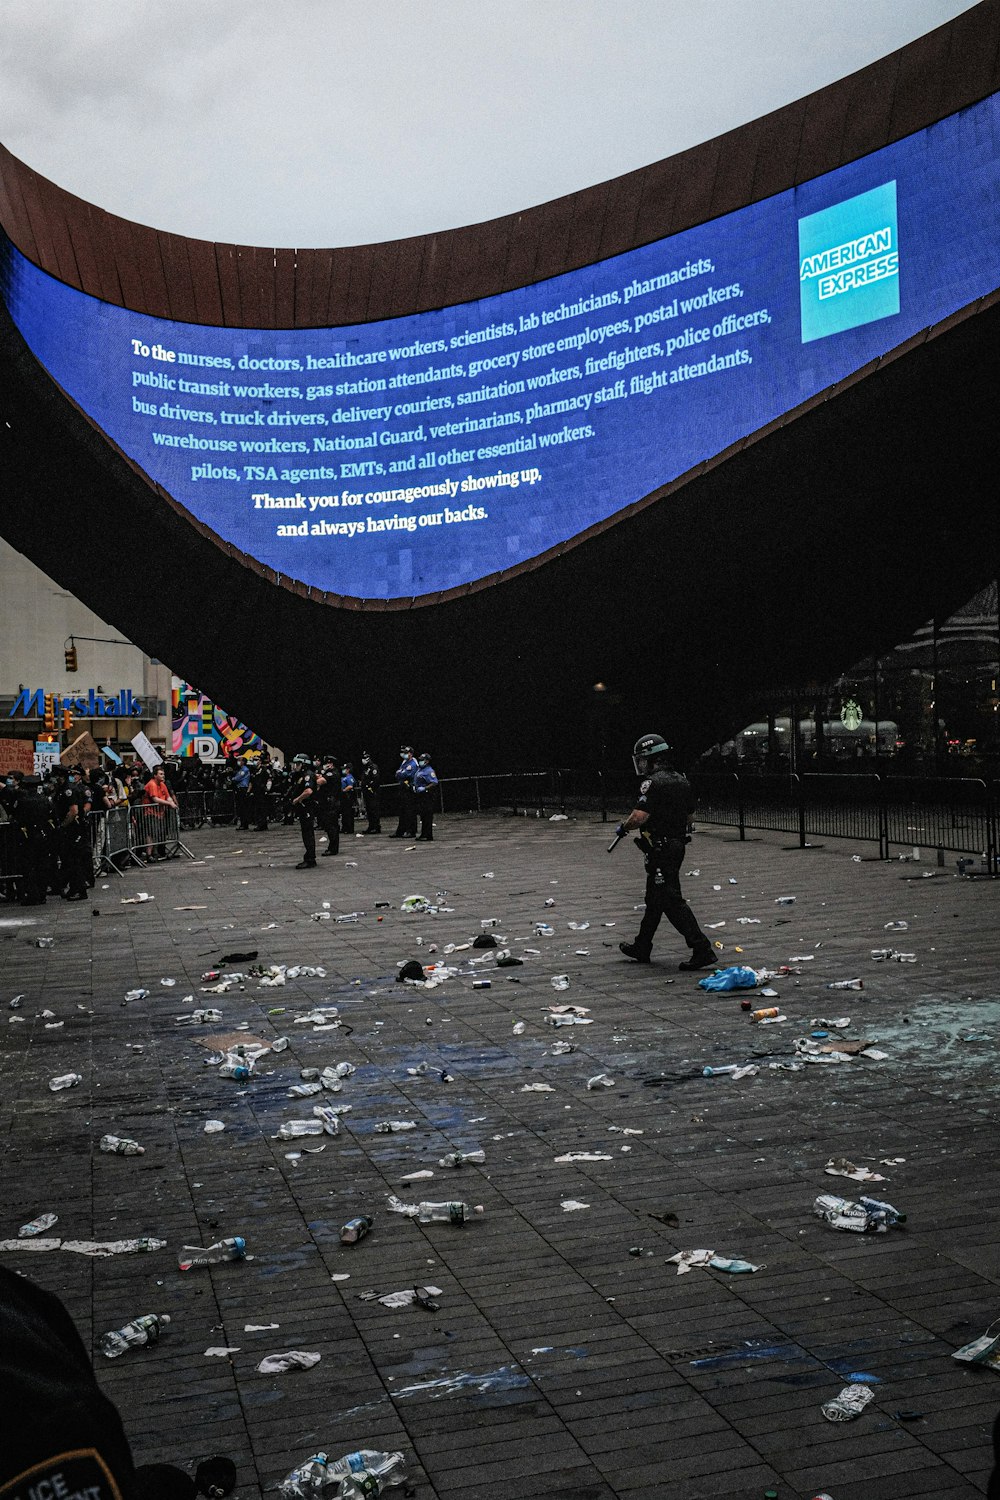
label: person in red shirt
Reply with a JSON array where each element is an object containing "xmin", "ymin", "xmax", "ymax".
[{"xmin": 142, "ymin": 765, "xmax": 176, "ymax": 861}]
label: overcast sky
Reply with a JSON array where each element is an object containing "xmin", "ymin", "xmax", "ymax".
[{"xmin": 0, "ymin": 1, "xmax": 979, "ymax": 249}]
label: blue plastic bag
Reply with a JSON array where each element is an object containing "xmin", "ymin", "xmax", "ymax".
[{"xmin": 698, "ymin": 965, "xmax": 758, "ymax": 991}]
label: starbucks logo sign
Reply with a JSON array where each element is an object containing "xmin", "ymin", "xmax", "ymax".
[{"xmin": 840, "ymin": 699, "xmax": 863, "ymax": 731}]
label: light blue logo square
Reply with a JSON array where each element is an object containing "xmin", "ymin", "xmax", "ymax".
[{"xmin": 799, "ymin": 181, "xmax": 899, "ymax": 343}]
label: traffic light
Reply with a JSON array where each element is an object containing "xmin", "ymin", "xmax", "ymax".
[
  {"xmin": 62, "ymin": 707, "xmax": 74, "ymax": 731},
  {"xmin": 64, "ymin": 643, "xmax": 78, "ymax": 672},
  {"xmin": 43, "ymin": 694, "xmax": 55, "ymax": 730}
]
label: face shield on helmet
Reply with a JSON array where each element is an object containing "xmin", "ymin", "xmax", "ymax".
[{"xmin": 632, "ymin": 733, "xmax": 671, "ymax": 776}]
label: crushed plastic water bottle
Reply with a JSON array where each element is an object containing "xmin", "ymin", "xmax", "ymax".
[
  {"xmin": 374, "ymin": 1120, "xmax": 418, "ymax": 1133},
  {"xmin": 339, "ymin": 1215, "xmax": 374, "ymax": 1245},
  {"xmin": 49, "ymin": 1073, "xmax": 82, "ymax": 1092},
  {"xmin": 279, "ymin": 1450, "xmax": 406, "ymax": 1499},
  {"xmin": 100, "ymin": 1135, "xmax": 144, "ymax": 1156},
  {"xmin": 821, "ymin": 1383, "xmax": 875, "ymax": 1421},
  {"xmin": 438, "ymin": 1149, "xmax": 485, "ymax": 1167},
  {"xmin": 98, "ymin": 1312, "xmax": 170, "ymax": 1359},
  {"xmin": 177, "ymin": 1236, "xmax": 247, "ymax": 1271},
  {"xmin": 814, "ymin": 1193, "xmax": 905, "ymax": 1233},
  {"xmin": 387, "ymin": 1195, "xmax": 483, "ymax": 1223}
]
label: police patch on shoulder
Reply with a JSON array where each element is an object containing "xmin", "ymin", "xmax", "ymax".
[
  {"xmin": 639, "ymin": 779, "xmax": 651, "ymax": 795},
  {"xmin": 0, "ymin": 1450, "xmax": 124, "ymax": 1500}
]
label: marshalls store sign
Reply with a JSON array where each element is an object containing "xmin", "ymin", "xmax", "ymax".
[{"xmin": 798, "ymin": 181, "xmax": 899, "ymax": 343}]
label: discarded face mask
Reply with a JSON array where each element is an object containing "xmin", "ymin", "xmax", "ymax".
[
  {"xmin": 377, "ymin": 1285, "xmax": 443, "ymax": 1310},
  {"xmin": 952, "ymin": 1321, "xmax": 1000, "ymax": 1372},
  {"xmin": 586, "ymin": 1074, "xmax": 615, "ymax": 1090},
  {"xmin": 667, "ymin": 1248, "xmax": 761, "ymax": 1275}
]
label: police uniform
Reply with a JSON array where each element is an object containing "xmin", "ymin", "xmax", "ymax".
[
  {"xmin": 315, "ymin": 762, "xmax": 341, "ymax": 856},
  {"xmin": 11, "ymin": 778, "xmax": 54, "ymax": 906},
  {"xmin": 393, "ymin": 750, "xmax": 418, "ymax": 838},
  {"xmin": 0, "ymin": 1267, "xmax": 136, "ymax": 1500},
  {"xmin": 626, "ymin": 769, "xmax": 713, "ymax": 964},
  {"xmin": 340, "ymin": 764, "xmax": 356, "ymax": 834},
  {"xmin": 290, "ymin": 764, "xmax": 319, "ymax": 867},
  {"xmin": 361, "ymin": 755, "xmax": 381, "ymax": 834},
  {"xmin": 251, "ymin": 759, "xmax": 271, "ymax": 831},
  {"xmin": 232, "ymin": 761, "xmax": 252, "ymax": 829},
  {"xmin": 413, "ymin": 756, "xmax": 439, "ymax": 841},
  {"xmin": 51, "ymin": 773, "xmax": 91, "ymax": 900}
]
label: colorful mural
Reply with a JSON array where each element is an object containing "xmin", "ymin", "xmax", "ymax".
[{"xmin": 171, "ymin": 679, "xmax": 263, "ymax": 759}]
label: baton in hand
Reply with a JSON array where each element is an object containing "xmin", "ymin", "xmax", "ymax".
[{"xmin": 607, "ymin": 824, "xmax": 627, "ymax": 853}]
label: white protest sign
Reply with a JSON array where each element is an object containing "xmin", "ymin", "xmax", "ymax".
[{"xmin": 130, "ymin": 731, "xmax": 163, "ymax": 771}]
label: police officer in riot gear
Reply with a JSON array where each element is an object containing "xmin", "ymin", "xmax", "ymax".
[
  {"xmin": 616, "ymin": 733, "xmax": 716, "ymax": 971},
  {"xmin": 361, "ymin": 752, "xmax": 381, "ymax": 834},
  {"xmin": 289, "ymin": 754, "xmax": 319, "ymax": 868}
]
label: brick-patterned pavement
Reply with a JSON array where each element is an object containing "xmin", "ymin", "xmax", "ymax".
[{"xmin": 1, "ymin": 812, "xmax": 999, "ymax": 1499}]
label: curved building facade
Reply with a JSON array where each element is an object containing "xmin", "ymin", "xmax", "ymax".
[{"xmin": 2, "ymin": 3, "xmax": 1000, "ymax": 764}]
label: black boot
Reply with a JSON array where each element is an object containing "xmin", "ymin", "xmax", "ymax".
[{"xmin": 619, "ymin": 941, "xmax": 651, "ymax": 963}]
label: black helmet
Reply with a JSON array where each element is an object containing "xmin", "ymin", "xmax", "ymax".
[
  {"xmin": 292, "ymin": 753, "xmax": 313, "ymax": 769},
  {"xmin": 632, "ymin": 733, "xmax": 671, "ymax": 775}
]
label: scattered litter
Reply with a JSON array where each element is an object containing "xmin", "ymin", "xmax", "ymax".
[
  {"xmin": 400, "ymin": 1170, "xmax": 435, "ymax": 1183},
  {"xmin": 813, "ymin": 1193, "xmax": 905, "ymax": 1232},
  {"xmin": 374, "ymin": 1120, "xmax": 418, "ymax": 1133},
  {"xmin": 204, "ymin": 1346, "xmax": 240, "ymax": 1358},
  {"xmin": 825, "ymin": 1158, "xmax": 886, "ymax": 1183},
  {"xmin": 550, "ymin": 975, "xmax": 570, "ymax": 991},
  {"xmin": 522, "ymin": 1083, "xmax": 554, "ymax": 1092},
  {"xmin": 698, "ymin": 967, "xmax": 756, "ymax": 991},
  {"xmin": 736, "ymin": 917, "xmax": 761, "ymax": 925},
  {"xmin": 561, "ymin": 1200, "xmax": 590, "ymax": 1212},
  {"xmin": 121, "ymin": 893, "xmax": 154, "ymax": 904},
  {"xmin": 204, "ymin": 1120, "xmax": 226, "ymax": 1134},
  {"xmin": 244, "ymin": 1323, "xmax": 279, "ymax": 1331},
  {"xmin": 257, "ymin": 1351, "xmax": 321, "ymax": 1374},
  {"xmin": 567, "ymin": 921, "xmax": 590, "ymax": 931},
  {"xmin": 177, "ymin": 1237, "xmax": 247, "ymax": 1271},
  {"xmin": 385, "ymin": 1196, "xmax": 481, "ymax": 1222},
  {"xmin": 884, "ymin": 920, "xmax": 909, "ymax": 931},
  {"xmin": 952, "ymin": 1321, "xmax": 1000, "ymax": 1372},
  {"xmin": 586, "ymin": 1074, "xmax": 615, "ymax": 1089},
  {"xmin": 99, "ymin": 1135, "xmax": 144, "ymax": 1157},
  {"xmin": 554, "ymin": 1152, "xmax": 612, "ymax": 1163},
  {"xmin": 667, "ymin": 1249, "xmax": 761, "ymax": 1275},
  {"xmin": 19, "ymin": 1213, "xmax": 57, "ymax": 1238},
  {"xmin": 512, "ymin": 1021, "xmax": 526, "ymax": 1034},
  {"xmin": 438, "ymin": 1149, "xmax": 485, "ymax": 1167},
  {"xmin": 48, "ymin": 1073, "xmax": 82, "ymax": 1092},
  {"xmin": 98, "ymin": 1313, "xmax": 170, "ymax": 1359},
  {"xmin": 775, "ymin": 896, "xmax": 796, "ymax": 905},
  {"xmin": 703, "ymin": 1064, "xmax": 759, "ymax": 1080},
  {"xmin": 377, "ymin": 1285, "xmax": 443, "ymax": 1309},
  {"xmin": 549, "ymin": 1041, "xmax": 574, "ymax": 1055},
  {"xmin": 822, "ymin": 1383, "xmax": 875, "ymax": 1421}
]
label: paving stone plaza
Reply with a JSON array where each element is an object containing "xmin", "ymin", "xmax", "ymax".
[{"xmin": 2, "ymin": 812, "xmax": 999, "ymax": 1499}]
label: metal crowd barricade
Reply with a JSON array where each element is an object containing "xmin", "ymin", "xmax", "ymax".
[
  {"xmin": 129, "ymin": 802, "xmax": 194, "ymax": 861},
  {"xmin": 89, "ymin": 806, "xmax": 137, "ymax": 876}
]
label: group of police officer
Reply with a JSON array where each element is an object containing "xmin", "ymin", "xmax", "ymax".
[
  {"xmin": 0, "ymin": 763, "xmax": 97, "ymax": 906},
  {"xmin": 287, "ymin": 745, "xmax": 439, "ymax": 869}
]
